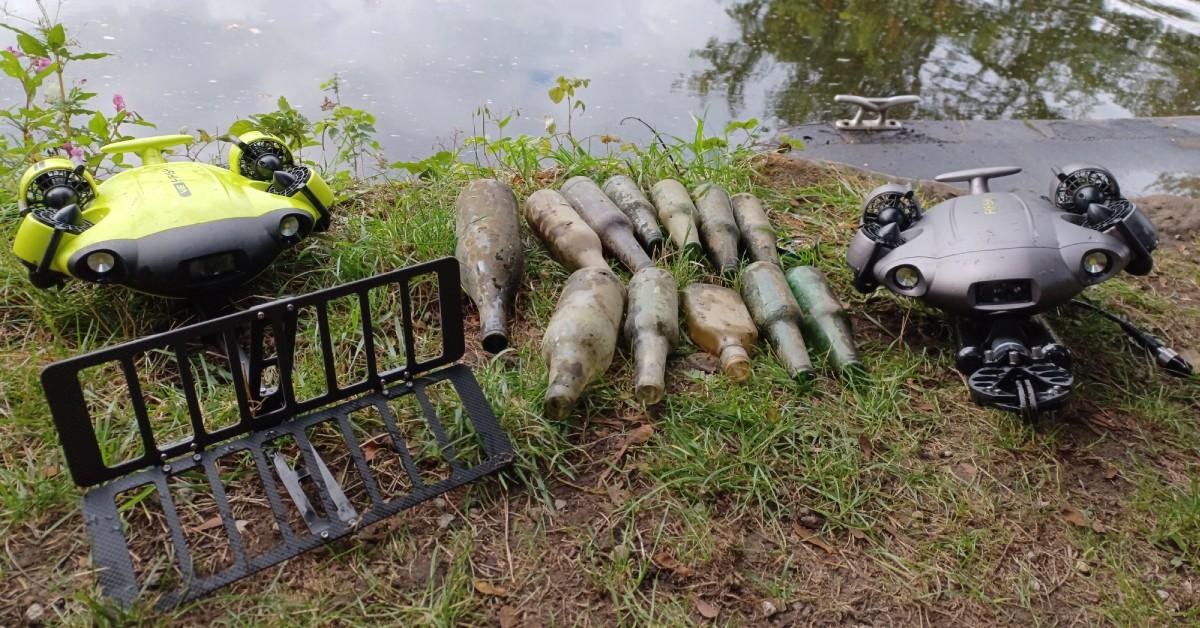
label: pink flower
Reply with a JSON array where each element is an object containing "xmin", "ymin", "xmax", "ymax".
[
  {"xmin": 32, "ymin": 56, "xmax": 52, "ymax": 71},
  {"xmin": 63, "ymin": 141, "xmax": 83, "ymax": 159},
  {"xmin": 3, "ymin": 46, "xmax": 21, "ymax": 58},
  {"xmin": 112, "ymin": 93, "xmax": 126, "ymax": 113}
]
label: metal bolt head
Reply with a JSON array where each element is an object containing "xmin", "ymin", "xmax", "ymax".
[
  {"xmin": 162, "ymin": 464, "xmax": 172, "ymax": 473},
  {"xmin": 320, "ymin": 530, "xmax": 330, "ymax": 539},
  {"xmin": 257, "ymin": 311, "xmax": 266, "ymax": 320}
]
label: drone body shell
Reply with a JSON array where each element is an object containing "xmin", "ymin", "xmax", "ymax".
[
  {"xmin": 12, "ymin": 134, "xmax": 334, "ymax": 298},
  {"xmin": 849, "ymin": 186, "xmax": 1143, "ymax": 317}
]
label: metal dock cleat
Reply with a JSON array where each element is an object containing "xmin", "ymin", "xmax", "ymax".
[{"xmin": 834, "ymin": 94, "xmax": 922, "ymax": 131}]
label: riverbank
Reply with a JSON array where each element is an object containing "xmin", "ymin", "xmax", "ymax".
[{"xmin": 2, "ymin": 154, "xmax": 1199, "ymax": 625}]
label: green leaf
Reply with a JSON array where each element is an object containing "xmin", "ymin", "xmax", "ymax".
[
  {"xmin": 0, "ymin": 51, "xmax": 24, "ymax": 80},
  {"xmin": 87, "ymin": 111, "xmax": 108, "ymax": 137},
  {"xmin": 277, "ymin": 96, "xmax": 292, "ymax": 111},
  {"xmin": 227, "ymin": 119, "xmax": 255, "ymax": 136},
  {"xmin": 16, "ymin": 32, "xmax": 47, "ymax": 57},
  {"xmin": 548, "ymin": 86, "xmax": 564, "ymax": 104},
  {"xmin": 389, "ymin": 160, "xmax": 422, "ymax": 173},
  {"xmin": 70, "ymin": 52, "xmax": 110, "ymax": 61},
  {"xmin": 46, "ymin": 24, "xmax": 66, "ymax": 49},
  {"xmin": 497, "ymin": 114, "xmax": 512, "ymax": 130},
  {"xmin": 573, "ymin": 100, "xmax": 586, "ymax": 114},
  {"xmin": 30, "ymin": 63, "xmax": 58, "ymax": 89}
]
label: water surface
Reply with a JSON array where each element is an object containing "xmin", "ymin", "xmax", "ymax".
[{"xmin": 3, "ymin": 0, "xmax": 1198, "ymax": 161}]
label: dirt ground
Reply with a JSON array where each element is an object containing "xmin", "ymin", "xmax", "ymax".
[{"xmin": 4, "ymin": 156, "xmax": 1200, "ymax": 626}]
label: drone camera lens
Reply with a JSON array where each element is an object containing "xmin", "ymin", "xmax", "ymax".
[
  {"xmin": 894, "ymin": 265, "xmax": 921, "ymax": 289},
  {"xmin": 85, "ymin": 251, "xmax": 116, "ymax": 274},
  {"xmin": 1082, "ymin": 250, "xmax": 1110, "ymax": 276},
  {"xmin": 280, "ymin": 215, "xmax": 301, "ymax": 238}
]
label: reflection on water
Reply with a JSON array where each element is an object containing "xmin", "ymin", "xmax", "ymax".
[
  {"xmin": 1, "ymin": 0, "xmax": 1197, "ymax": 160},
  {"xmin": 691, "ymin": 0, "xmax": 1200, "ymax": 124}
]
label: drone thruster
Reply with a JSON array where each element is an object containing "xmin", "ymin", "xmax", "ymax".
[
  {"xmin": 12, "ymin": 132, "xmax": 334, "ymax": 298},
  {"xmin": 848, "ymin": 165, "xmax": 1190, "ymax": 417}
]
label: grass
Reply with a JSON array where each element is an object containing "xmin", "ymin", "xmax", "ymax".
[{"xmin": 1, "ymin": 149, "xmax": 1199, "ymax": 626}]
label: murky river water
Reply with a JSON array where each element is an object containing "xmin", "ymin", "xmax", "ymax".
[{"xmin": 3, "ymin": 0, "xmax": 1199, "ymax": 161}]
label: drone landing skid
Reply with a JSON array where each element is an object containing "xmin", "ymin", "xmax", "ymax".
[
  {"xmin": 967, "ymin": 362, "xmax": 1073, "ymax": 419},
  {"xmin": 956, "ymin": 317, "xmax": 1074, "ymax": 418}
]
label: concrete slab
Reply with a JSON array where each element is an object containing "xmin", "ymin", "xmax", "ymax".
[{"xmin": 778, "ymin": 117, "xmax": 1200, "ymax": 198}]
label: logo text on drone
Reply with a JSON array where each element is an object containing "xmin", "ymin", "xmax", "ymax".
[{"xmin": 161, "ymin": 168, "xmax": 191, "ymax": 197}]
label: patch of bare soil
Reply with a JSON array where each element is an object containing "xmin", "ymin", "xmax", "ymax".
[
  {"xmin": 754, "ymin": 152, "xmax": 964, "ymax": 202},
  {"xmin": 1133, "ymin": 195, "xmax": 1200, "ymax": 247}
]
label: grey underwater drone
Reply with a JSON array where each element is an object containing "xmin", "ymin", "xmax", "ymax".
[{"xmin": 847, "ymin": 165, "xmax": 1192, "ymax": 417}]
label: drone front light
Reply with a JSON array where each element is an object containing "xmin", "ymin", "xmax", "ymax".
[
  {"xmin": 279, "ymin": 215, "xmax": 301, "ymax": 238},
  {"xmin": 894, "ymin": 265, "xmax": 921, "ymax": 289},
  {"xmin": 85, "ymin": 250, "xmax": 116, "ymax": 274},
  {"xmin": 1082, "ymin": 250, "xmax": 1110, "ymax": 276}
]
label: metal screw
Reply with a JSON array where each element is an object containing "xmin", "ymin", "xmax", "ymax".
[
  {"xmin": 320, "ymin": 530, "xmax": 329, "ymax": 539},
  {"xmin": 162, "ymin": 464, "xmax": 172, "ymax": 473},
  {"xmin": 286, "ymin": 304, "xmax": 295, "ymax": 312},
  {"xmin": 257, "ymin": 311, "xmax": 266, "ymax": 320},
  {"xmin": 192, "ymin": 454, "xmax": 202, "ymax": 462}
]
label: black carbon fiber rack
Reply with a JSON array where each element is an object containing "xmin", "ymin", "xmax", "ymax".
[{"xmin": 40, "ymin": 256, "xmax": 513, "ymax": 609}]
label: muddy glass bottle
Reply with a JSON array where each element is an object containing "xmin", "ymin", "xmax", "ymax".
[
  {"xmin": 454, "ymin": 179, "xmax": 524, "ymax": 353},
  {"xmin": 681, "ymin": 283, "xmax": 758, "ymax": 382},
  {"xmin": 541, "ymin": 267, "xmax": 626, "ymax": 419}
]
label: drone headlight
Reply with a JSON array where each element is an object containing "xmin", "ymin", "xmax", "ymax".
[
  {"xmin": 1082, "ymin": 250, "xmax": 1110, "ymax": 276},
  {"xmin": 894, "ymin": 265, "xmax": 921, "ymax": 289},
  {"xmin": 85, "ymin": 250, "xmax": 116, "ymax": 274},
  {"xmin": 279, "ymin": 215, "xmax": 301, "ymax": 238}
]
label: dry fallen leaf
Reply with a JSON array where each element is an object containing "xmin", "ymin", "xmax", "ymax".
[
  {"xmin": 695, "ymin": 597, "xmax": 720, "ymax": 619},
  {"xmin": 363, "ymin": 440, "xmax": 384, "ymax": 462},
  {"xmin": 195, "ymin": 516, "xmax": 224, "ymax": 532},
  {"xmin": 681, "ymin": 352, "xmax": 720, "ymax": 373},
  {"xmin": 795, "ymin": 526, "xmax": 835, "ymax": 554},
  {"xmin": 605, "ymin": 484, "xmax": 630, "ymax": 506},
  {"xmin": 858, "ymin": 434, "xmax": 874, "ymax": 460},
  {"xmin": 499, "ymin": 605, "xmax": 519, "ymax": 628},
  {"xmin": 473, "ymin": 579, "xmax": 509, "ymax": 597},
  {"xmin": 652, "ymin": 551, "xmax": 694, "ymax": 578},
  {"xmin": 606, "ymin": 424, "xmax": 656, "ymax": 473},
  {"xmin": 952, "ymin": 462, "xmax": 978, "ymax": 482},
  {"xmin": 627, "ymin": 423, "xmax": 654, "ymax": 444},
  {"xmin": 1061, "ymin": 506, "xmax": 1100, "ymax": 532}
]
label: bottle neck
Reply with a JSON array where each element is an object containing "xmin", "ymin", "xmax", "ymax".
[{"xmin": 718, "ymin": 343, "xmax": 751, "ymax": 382}]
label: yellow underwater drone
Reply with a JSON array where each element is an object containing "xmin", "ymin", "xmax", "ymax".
[{"xmin": 12, "ymin": 132, "xmax": 334, "ymax": 297}]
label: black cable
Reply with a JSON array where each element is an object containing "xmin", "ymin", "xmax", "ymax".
[{"xmin": 1069, "ymin": 299, "xmax": 1192, "ymax": 377}]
